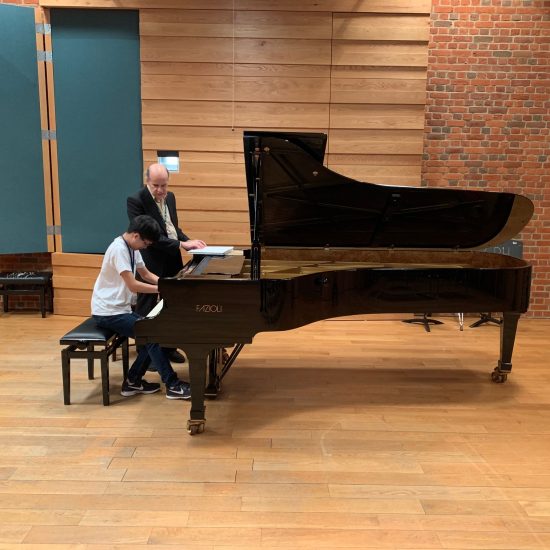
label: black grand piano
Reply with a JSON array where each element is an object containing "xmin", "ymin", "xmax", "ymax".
[{"xmin": 136, "ymin": 131, "xmax": 533, "ymax": 435}]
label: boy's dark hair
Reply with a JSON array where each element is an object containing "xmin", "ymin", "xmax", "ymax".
[{"xmin": 127, "ymin": 215, "xmax": 161, "ymax": 243}]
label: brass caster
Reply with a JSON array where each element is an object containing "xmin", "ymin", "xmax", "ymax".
[
  {"xmin": 491, "ymin": 369, "xmax": 508, "ymax": 384},
  {"xmin": 187, "ymin": 419, "xmax": 205, "ymax": 435}
]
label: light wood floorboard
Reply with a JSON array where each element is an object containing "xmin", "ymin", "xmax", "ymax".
[{"xmin": 0, "ymin": 313, "xmax": 549, "ymax": 548}]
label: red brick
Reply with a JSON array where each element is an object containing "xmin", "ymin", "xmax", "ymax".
[{"xmin": 425, "ymin": 0, "xmax": 549, "ymax": 317}]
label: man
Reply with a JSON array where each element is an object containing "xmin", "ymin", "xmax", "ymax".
[
  {"xmin": 91, "ymin": 215, "xmax": 190, "ymax": 400},
  {"xmin": 127, "ymin": 163, "xmax": 206, "ymax": 363}
]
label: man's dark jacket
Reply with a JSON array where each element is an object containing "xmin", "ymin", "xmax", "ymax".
[{"xmin": 127, "ymin": 186, "xmax": 189, "ymax": 278}]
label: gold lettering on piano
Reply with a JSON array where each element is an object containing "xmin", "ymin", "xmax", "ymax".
[{"xmin": 195, "ymin": 305, "xmax": 223, "ymax": 313}]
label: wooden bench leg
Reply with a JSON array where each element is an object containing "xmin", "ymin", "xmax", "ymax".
[
  {"xmin": 48, "ymin": 284, "xmax": 54, "ymax": 313},
  {"xmin": 39, "ymin": 287, "xmax": 46, "ymax": 318},
  {"xmin": 87, "ymin": 344, "xmax": 94, "ymax": 380},
  {"xmin": 122, "ymin": 338, "xmax": 129, "ymax": 380},
  {"xmin": 100, "ymin": 352, "xmax": 110, "ymax": 406},
  {"xmin": 3, "ymin": 294, "xmax": 8, "ymax": 313},
  {"xmin": 62, "ymin": 348, "xmax": 71, "ymax": 405}
]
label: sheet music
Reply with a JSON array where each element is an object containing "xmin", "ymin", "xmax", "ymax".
[
  {"xmin": 189, "ymin": 246, "xmax": 234, "ymax": 256},
  {"xmin": 147, "ymin": 299, "xmax": 164, "ymax": 318}
]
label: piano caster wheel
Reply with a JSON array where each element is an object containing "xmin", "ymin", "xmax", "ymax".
[
  {"xmin": 187, "ymin": 419, "xmax": 205, "ymax": 435},
  {"xmin": 491, "ymin": 369, "xmax": 508, "ymax": 383}
]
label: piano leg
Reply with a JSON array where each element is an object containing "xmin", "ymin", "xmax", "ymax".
[
  {"xmin": 205, "ymin": 350, "xmax": 217, "ymax": 398},
  {"xmin": 185, "ymin": 345, "xmax": 211, "ymax": 435},
  {"xmin": 205, "ymin": 348, "xmax": 223, "ymax": 398},
  {"xmin": 205, "ymin": 345, "xmax": 246, "ymax": 398},
  {"xmin": 491, "ymin": 311, "xmax": 520, "ymax": 383}
]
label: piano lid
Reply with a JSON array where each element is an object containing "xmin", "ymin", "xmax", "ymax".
[{"xmin": 243, "ymin": 131, "xmax": 533, "ymax": 250}]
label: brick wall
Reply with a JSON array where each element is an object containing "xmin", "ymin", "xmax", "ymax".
[
  {"xmin": 0, "ymin": 253, "xmax": 52, "ymax": 311},
  {"xmin": 423, "ymin": 0, "xmax": 549, "ymax": 317}
]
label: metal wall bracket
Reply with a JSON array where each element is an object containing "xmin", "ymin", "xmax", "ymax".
[
  {"xmin": 41, "ymin": 130, "xmax": 57, "ymax": 141},
  {"xmin": 37, "ymin": 51, "xmax": 52, "ymax": 62},
  {"xmin": 36, "ymin": 23, "xmax": 51, "ymax": 35},
  {"xmin": 46, "ymin": 225, "xmax": 61, "ymax": 236}
]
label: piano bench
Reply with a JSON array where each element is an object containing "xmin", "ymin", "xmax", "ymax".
[
  {"xmin": 60, "ymin": 317, "xmax": 129, "ymax": 406},
  {"xmin": 0, "ymin": 271, "xmax": 53, "ymax": 318}
]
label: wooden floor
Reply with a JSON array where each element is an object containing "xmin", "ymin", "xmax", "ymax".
[{"xmin": 0, "ymin": 313, "xmax": 550, "ymax": 549}]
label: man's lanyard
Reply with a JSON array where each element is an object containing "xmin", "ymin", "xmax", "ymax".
[{"xmin": 122, "ymin": 237, "xmax": 135, "ymax": 274}]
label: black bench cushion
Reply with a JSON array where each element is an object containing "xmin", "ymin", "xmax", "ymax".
[
  {"xmin": 60, "ymin": 317, "xmax": 117, "ymax": 345},
  {"xmin": 0, "ymin": 271, "xmax": 52, "ymax": 285}
]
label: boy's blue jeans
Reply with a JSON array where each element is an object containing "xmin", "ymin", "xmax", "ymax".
[{"xmin": 93, "ymin": 312, "xmax": 178, "ymax": 388}]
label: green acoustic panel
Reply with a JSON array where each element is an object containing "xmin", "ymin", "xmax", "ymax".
[
  {"xmin": 0, "ymin": 5, "xmax": 48, "ymax": 253},
  {"xmin": 51, "ymin": 9, "xmax": 142, "ymax": 254}
]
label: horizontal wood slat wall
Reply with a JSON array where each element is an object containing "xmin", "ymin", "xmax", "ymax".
[
  {"xmin": 40, "ymin": 1, "xmax": 431, "ymax": 12},
  {"xmin": 52, "ymin": 253, "xmax": 102, "ymax": 316},
  {"xmin": 139, "ymin": 4, "xmax": 429, "ymax": 250},
  {"xmin": 45, "ymin": 1, "xmax": 430, "ymax": 316}
]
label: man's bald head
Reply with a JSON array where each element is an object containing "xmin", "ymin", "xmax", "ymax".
[
  {"xmin": 145, "ymin": 163, "xmax": 170, "ymax": 202},
  {"xmin": 146, "ymin": 163, "xmax": 169, "ymax": 182}
]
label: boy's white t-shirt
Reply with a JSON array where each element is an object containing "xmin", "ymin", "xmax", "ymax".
[{"xmin": 91, "ymin": 236, "xmax": 145, "ymax": 316}]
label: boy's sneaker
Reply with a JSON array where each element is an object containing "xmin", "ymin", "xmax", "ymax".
[
  {"xmin": 166, "ymin": 381, "xmax": 191, "ymax": 400},
  {"xmin": 121, "ymin": 379, "xmax": 161, "ymax": 397}
]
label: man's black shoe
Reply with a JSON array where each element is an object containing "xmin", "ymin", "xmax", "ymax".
[{"xmin": 168, "ymin": 350, "xmax": 186, "ymax": 363}]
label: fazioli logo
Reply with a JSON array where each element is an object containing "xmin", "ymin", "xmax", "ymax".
[{"xmin": 195, "ymin": 304, "xmax": 223, "ymax": 313}]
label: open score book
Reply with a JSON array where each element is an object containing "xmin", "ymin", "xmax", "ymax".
[{"xmin": 188, "ymin": 246, "xmax": 234, "ymax": 256}]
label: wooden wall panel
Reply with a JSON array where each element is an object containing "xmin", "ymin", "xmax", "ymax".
[
  {"xmin": 35, "ymin": 8, "xmax": 55, "ymax": 253},
  {"xmin": 42, "ymin": 9, "xmax": 62, "ymax": 252},
  {"xmin": 142, "ymin": 100, "xmax": 330, "ymax": 128},
  {"xmin": 235, "ymin": 38, "xmax": 332, "ymax": 65},
  {"xmin": 332, "ymin": 14, "xmax": 429, "ymax": 41},
  {"xmin": 235, "ymin": 1, "xmax": 431, "ymax": 12},
  {"xmin": 330, "ymin": 104, "xmax": 425, "ymax": 129},
  {"xmin": 172, "ymin": 187, "xmax": 248, "ymax": 212},
  {"xmin": 332, "ymin": 42, "xmax": 428, "ymax": 67},
  {"xmin": 52, "ymin": 252, "xmax": 102, "ymax": 316},
  {"xmin": 142, "ymin": 74, "xmax": 331, "ymax": 103},
  {"xmin": 143, "ymin": 126, "xmax": 249, "ymax": 153},
  {"xmin": 178, "ymin": 221, "xmax": 250, "ymax": 247},
  {"xmin": 140, "ymin": 9, "xmax": 234, "ymax": 38},
  {"xmin": 329, "ymin": 129, "xmax": 424, "ymax": 155},
  {"xmin": 234, "ymin": 11, "xmax": 332, "ymax": 39},
  {"xmin": 142, "ymin": 74, "xmax": 233, "ymax": 101},
  {"xmin": 142, "ymin": 62, "xmax": 331, "ymax": 78},
  {"xmin": 141, "ymin": 36, "xmax": 234, "ymax": 63},
  {"xmin": 329, "ymin": 163, "xmax": 421, "ymax": 186},
  {"xmin": 235, "ymin": 76, "xmax": 331, "ymax": 103},
  {"xmin": 141, "ymin": 10, "xmax": 333, "ymax": 39},
  {"xmin": 331, "ymin": 69, "xmax": 427, "ymax": 105},
  {"xmin": 327, "ymin": 154, "xmax": 422, "ymax": 186},
  {"xmin": 40, "ymin": 1, "xmax": 431, "ymax": 13},
  {"xmin": 41, "ymin": 1, "xmax": 234, "ymax": 9},
  {"xmin": 142, "ymin": 37, "xmax": 333, "ymax": 65},
  {"xmin": 143, "ymin": 150, "xmax": 243, "ymax": 164},
  {"xmin": 138, "ymin": 6, "xmax": 429, "ymax": 251},
  {"xmin": 165, "ymin": 163, "xmax": 245, "ymax": 188}
]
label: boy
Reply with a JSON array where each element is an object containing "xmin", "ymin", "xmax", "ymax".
[{"xmin": 91, "ymin": 215, "xmax": 190, "ymax": 399}]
